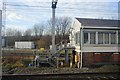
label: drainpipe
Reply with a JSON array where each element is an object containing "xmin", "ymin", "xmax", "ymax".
[{"xmin": 80, "ymin": 26, "xmax": 83, "ymax": 69}]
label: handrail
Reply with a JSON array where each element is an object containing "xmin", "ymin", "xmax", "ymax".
[
  {"xmin": 48, "ymin": 57, "xmax": 57, "ymax": 67},
  {"xmin": 56, "ymin": 40, "xmax": 68, "ymax": 51}
]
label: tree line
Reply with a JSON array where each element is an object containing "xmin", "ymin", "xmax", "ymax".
[{"xmin": 3, "ymin": 16, "xmax": 72, "ymax": 49}]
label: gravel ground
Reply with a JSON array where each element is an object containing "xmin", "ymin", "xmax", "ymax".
[{"xmin": 9, "ymin": 65, "xmax": 120, "ymax": 74}]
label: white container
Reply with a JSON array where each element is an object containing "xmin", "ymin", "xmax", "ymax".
[{"xmin": 15, "ymin": 41, "xmax": 34, "ymax": 49}]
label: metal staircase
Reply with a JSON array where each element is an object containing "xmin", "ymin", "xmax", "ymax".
[
  {"xmin": 33, "ymin": 40, "xmax": 75, "ymax": 67},
  {"xmin": 48, "ymin": 40, "xmax": 75, "ymax": 67}
]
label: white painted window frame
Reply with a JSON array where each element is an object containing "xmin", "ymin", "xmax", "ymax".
[{"xmin": 83, "ymin": 29, "xmax": 118, "ymax": 45}]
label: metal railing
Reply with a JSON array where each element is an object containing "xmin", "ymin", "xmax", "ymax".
[{"xmin": 48, "ymin": 56, "xmax": 57, "ymax": 67}]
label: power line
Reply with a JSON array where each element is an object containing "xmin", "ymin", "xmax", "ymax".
[
  {"xmin": 2, "ymin": 1, "xmax": 118, "ymax": 18},
  {"xmin": 5, "ymin": 4, "xmax": 50, "ymax": 8},
  {"xmin": 4, "ymin": 9, "xmax": 117, "ymax": 17},
  {"xmin": 4, "ymin": 2, "xmax": 118, "ymax": 7},
  {"xmin": 3, "ymin": 1, "xmax": 117, "ymax": 12},
  {"xmin": 4, "ymin": 5, "xmax": 117, "ymax": 12},
  {"xmin": 4, "ymin": 6, "xmax": 117, "ymax": 14},
  {"xmin": 4, "ymin": 4, "xmax": 117, "ymax": 12}
]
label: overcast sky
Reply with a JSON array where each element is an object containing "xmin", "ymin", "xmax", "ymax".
[{"xmin": 0, "ymin": 0, "xmax": 119, "ymax": 31}]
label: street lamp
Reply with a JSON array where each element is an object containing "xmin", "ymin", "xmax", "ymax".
[{"xmin": 51, "ymin": 0, "xmax": 58, "ymax": 53}]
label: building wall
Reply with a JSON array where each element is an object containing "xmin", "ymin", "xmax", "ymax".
[
  {"xmin": 69, "ymin": 18, "xmax": 120, "ymax": 67},
  {"xmin": 94, "ymin": 53, "xmax": 102, "ymax": 63},
  {"xmin": 70, "ymin": 18, "xmax": 81, "ymax": 48},
  {"xmin": 70, "ymin": 18, "xmax": 119, "ymax": 53},
  {"xmin": 82, "ymin": 52, "xmax": 94, "ymax": 66},
  {"xmin": 112, "ymin": 53, "xmax": 120, "ymax": 62},
  {"xmin": 82, "ymin": 52, "xmax": 120, "ymax": 67}
]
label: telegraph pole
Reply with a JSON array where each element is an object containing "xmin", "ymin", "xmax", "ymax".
[{"xmin": 51, "ymin": 0, "xmax": 58, "ymax": 53}]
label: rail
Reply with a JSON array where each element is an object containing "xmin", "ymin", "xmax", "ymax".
[{"xmin": 2, "ymin": 72, "xmax": 120, "ymax": 80}]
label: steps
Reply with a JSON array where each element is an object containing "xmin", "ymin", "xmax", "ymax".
[{"xmin": 33, "ymin": 40, "xmax": 75, "ymax": 67}]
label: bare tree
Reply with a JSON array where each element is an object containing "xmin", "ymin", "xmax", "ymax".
[
  {"xmin": 60, "ymin": 17, "xmax": 71, "ymax": 39},
  {"xmin": 6, "ymin": 28, "xmax": 15, "ymax": 36},
  {"xmin": 6, "ymin": 28, "xmax": 22, "ymax": 37},
  {"xmin": 14, "ymin": 30, "xmax": 22, "ymax": 37},
  {"xmin": 47, "ymin": 16, "xmax": 72, "ymax": 39},
  {"xmin": 5, "ymin": 28, "xmax": 17, "ymax": 47},
  {"xmin": 23, "ymin": 29, "xmax": 32, "ymax": 41},
  {"xmin": 33, "ymin": 24, "xmax": 39, "ymax": 36},
  {"xmin": 33, "ymin": 23, "xmax": 44, "ymax": 37},
  {"xmin": 24, "ymin": 29, "xmax": 32, "ymax": 36},
  {"xmin": 38, "ymin": 23, "xmax": 44, "ymax": 36},
  {"xmin": 55, "ymin": 17, "xmax": 62, "ymax": 36},
  {"xmin": 14, "ymin": 30, "xmax": 22, "ymax": 41}
]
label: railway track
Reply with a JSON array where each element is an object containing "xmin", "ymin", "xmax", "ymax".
[{"xmin": 2, "ymin": 72, "xmax": 120, "ymax": 80}]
